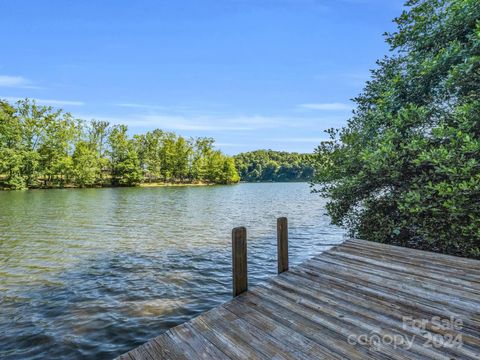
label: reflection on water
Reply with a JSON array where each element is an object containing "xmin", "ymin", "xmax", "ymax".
[{"xmin": 0, "ymin": 183, "xmax": 344, "ymax": 359}]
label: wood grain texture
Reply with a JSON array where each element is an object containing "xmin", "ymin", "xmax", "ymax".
[
  {"xmin": 117, "ymin": 239, "xmax": 480, "ymax": 360},
  {"xmin": 232, "ymin": 226, "xmax": 248, "ymax": 297},
  {"xmin": 277, "ymin": 217, "xmax": 289, "ymax": 274}
]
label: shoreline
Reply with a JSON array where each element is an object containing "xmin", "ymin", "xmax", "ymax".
[
  {"xmin": 139, "ymin": 182, "xmax": 215, "ymax": 188},
  {"xmin": 0, "ymin": 180, "xmax": 313, "ymax": 191},
  {"xmin": 0, "ymin": 181, "xmax": 222, "ymax": 191}
]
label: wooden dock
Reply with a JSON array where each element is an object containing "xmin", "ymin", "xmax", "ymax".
[{"xmin": 118, "ymin": 222, "xmax": 480, "ymax": 359}]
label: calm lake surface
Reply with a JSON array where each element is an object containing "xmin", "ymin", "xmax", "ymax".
[{"xmin": 0, "ymin": 183, "xmax": 345, "ymax": 359}]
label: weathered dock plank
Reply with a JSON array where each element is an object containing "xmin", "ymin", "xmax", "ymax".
[{"xmin": 118, "ymin": 239, "xmax": 480, "ymax": 360}]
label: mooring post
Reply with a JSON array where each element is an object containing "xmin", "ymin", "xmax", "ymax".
[
  {"xmin": 277, "ymin": 217, "xmax": 289, "ymax": 274},
  {"xmin": 232, "ymin": 226, "xmax": 248, "ymax": 297}
]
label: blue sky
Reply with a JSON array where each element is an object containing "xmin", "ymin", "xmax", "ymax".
[{"xmin": 0, "ymin": 0, "xmax": 404, "ymax": 154}]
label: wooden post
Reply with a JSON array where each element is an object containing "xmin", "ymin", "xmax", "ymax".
[
  {"xmin": 277, "ymin": 217, "xmax": 289, "ymax": 274},
  {"xmin": 232, "ymin": 226, "xmax": 247, "ymax": 297}
]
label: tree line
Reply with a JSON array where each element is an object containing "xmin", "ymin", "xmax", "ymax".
[
  {"xmin": 234, "ymin": 150, "xmax": 315, "ymax": 182},
  {"xmin": 0, "ymin": 99, "xmax": 240, "ymax": 189},
  {"xmin": 313, "ymin": 0, "xmax": 480, "ymax": 258}
]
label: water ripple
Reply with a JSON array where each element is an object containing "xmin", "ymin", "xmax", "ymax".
[{"xmin": 0, "ymin": 183, "xmax": 345, "ymax": 359}]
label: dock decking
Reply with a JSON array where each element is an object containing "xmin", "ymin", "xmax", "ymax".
[{"xmin": 118, "ymin": 238, "xmax": 480, "ymax": 359}]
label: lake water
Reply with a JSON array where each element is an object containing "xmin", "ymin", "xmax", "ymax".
[{"xmin": 0, "ymin": 183, "xmax": 345, "ymax": 359}]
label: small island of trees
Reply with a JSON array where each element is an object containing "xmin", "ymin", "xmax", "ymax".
[{"xmin": 0, "ymin": 99, "xmax": 240, "ymax": 189}]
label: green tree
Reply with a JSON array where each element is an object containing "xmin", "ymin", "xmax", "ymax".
[
  {"xmin": 71, "ymin": 140, "xmax": 99, "ymax": 187},
  {"xmin": 88, "ymin": 120, "xmax": 111, "ymax": 184},
  {"xmin": 158, "ymin": 132, "xmax": 177, "ymax": 181},
  {"xmin": 0, "ymin": 99, "xmax": 239, "ymax": 189},
  {"xmin": 108, "ymin": 125, "xmax": 143, "ymax": 186},
  {"xmin": 233, "ymin": 150, "xmax": 315, "ymax": 182},
  {"xmin": 0, "ymin": 101, "xmax": 26, "ymax": 188},
  {"xmin": 133, "ymin": 129, "xmax": 163, "ymax": 182},
  {"xmin": 36, "ymin": 112, "xmax": 78, "ymax": 187},
  {"xmin": 313, "ymin": 0, "xmax": 480, "ymax": 258},
  {"xmin": 14, "ymin": 100, "xmax": 49, "ymax": 187},
  {"xmin": 191, "ymin": 137, "xmax": 215, "ymax": 181},
  {"xmin": 221, "ymin": 156, "xmax": 240, "ymax": 184},
  {"xmin": 11, "ymin": 99, "xmax": 78, "ymax": 188},
  {"xmin": 172, "ymin": 136, "xmax": 191, "ymax": 180},
  {"xmin": 262, "ymin": 160, "xmax": 279, "ymax": 181}
]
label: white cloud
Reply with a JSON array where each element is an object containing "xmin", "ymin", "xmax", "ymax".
[
  {"xmin": 38, "ymin": 99, "xmax": 85, "ymax": 106},
  {"xmin": 115, "ymin": 103, "xmax": 218, "ymax": 115},
  {"xmin": 0, "ymin": 75, "xmax": 27, "ymax": 87},
  {"xmin": 1, "ymin": 96, "xmax": 84, "ymax": 106},
  {"xmin": 76, "ymin": 113, "xmax": 288, "ymax": 131},
  {"xmin": 0, "ymin": 75, "xmax": 42, "ymax": 89},
  {"xmin": 298, "ymin": 102, "xmax": 353, "ymax": 111}
]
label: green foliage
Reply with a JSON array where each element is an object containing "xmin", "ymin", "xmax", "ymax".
[
  {"xmin": 72, "ymin": 140, "xmax": 100, "ymax": 187},
  {"xmin": 234, "ymin": 150, "xmax": 315, "ymax": 182},
  {"xmin": 0, "ymin": 99, "xmax": 240, "ymax": 189},
  {"xmin": 0, "ymin": 101, "xmax": 25, "ymax": 189},
  {"xmin": 313, "ymin": 0, "xmax": 480, "ymax": 258},
  {"xmin": 220, "ymin": 157, "xmax": 241, "ymax": 184},
  {"xmin": 109, "ymin": 125, "xmax": 143, "ymax": 186},
  {"xmin": 0, "ymin": 99, "xmax": 78, "ymax": 189}
]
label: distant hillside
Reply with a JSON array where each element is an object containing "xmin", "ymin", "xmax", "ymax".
[{"xmin": 233, "ymin": 150, "xmax": 315, "ymax": 182}]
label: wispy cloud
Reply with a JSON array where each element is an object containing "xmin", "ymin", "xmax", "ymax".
[
  {"xmin": 115, "ymin": 103, "xmax": 219, "ymax": 115},
  {"xmin": 0, "ymin": 75, "xmax": 43, "ymax": 89},
  {"xmin": 298, "ymin": 102, "xmax": 353, "ymax": 111},
  {"xmin": 1, "ymin": 96, "xmax": 85, "ymax": 106},
  {"xmin": 0, "ymin": 75, "xmax": 27, "ymax": 87},
  {"xmin": 76, "ymin": 112, "xmax": 308, "ymax": 132}
]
